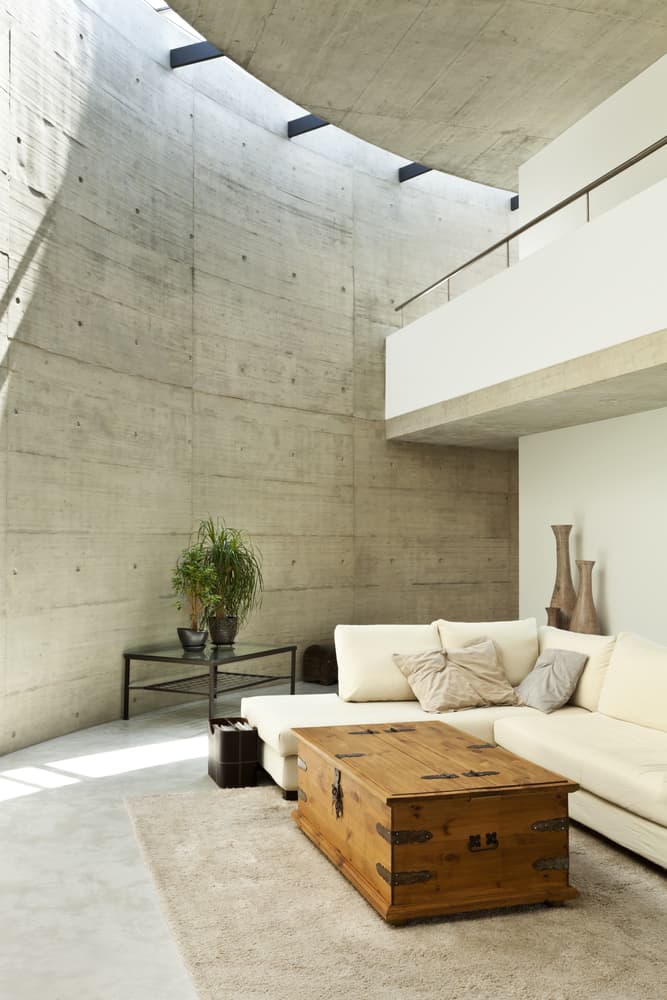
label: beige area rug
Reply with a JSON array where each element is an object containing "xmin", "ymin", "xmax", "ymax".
[{"xmin": 126, "ymin": 787, "xmax": 666, "ymax": 1000}]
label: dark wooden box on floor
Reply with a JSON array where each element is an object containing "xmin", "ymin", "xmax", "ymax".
[
  {"xmin": 292, "ymin": 721, "xmax": 578, "ymax": 923},
  {"xmin": 302, "ymin": 642, "xmax": 338, "ymax": 686},
  {"xmin": 208, "ymin": 717, "xmax": 258, "ymax": 788}
]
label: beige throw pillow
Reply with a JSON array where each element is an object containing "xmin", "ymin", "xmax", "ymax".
[
  {"xmin": 538, "ymin": 626, "xmax": 616, "ymax": 712},
  {"xmin": 516, "ymin": 648, "xmax": 588, "ymax": 713},
  {"xmin": 433, "ymin": 618, "xmax": 538, "ymax": 685},
  {"xmin": 393, "ymin": 639, "xmax": 518, "ymax": 713}
]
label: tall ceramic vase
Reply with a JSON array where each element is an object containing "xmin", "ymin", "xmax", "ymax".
[
  {"xmin": 550, "ymin": 524, "xmax": 577, "ymax": 630},
  {"xmin": 570, "ymin": 560, "xmax": 601, "ymax": 635}
]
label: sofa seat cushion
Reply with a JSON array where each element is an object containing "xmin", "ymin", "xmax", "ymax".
[
  {"xmin": 241, "ymin": 692, "xmax": 541, "ymax": 757},
  {"xmin": 494, "ymin": 710, "xmax": 667, "ymax": 828}
]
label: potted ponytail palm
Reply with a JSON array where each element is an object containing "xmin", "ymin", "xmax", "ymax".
[
  {"xmin": 171, "ymin": 542, "xmax": 219, "ymax": 649},
  {"xmin": 198, "ymin": 517, "xmax": 263, "ymax": 645}
]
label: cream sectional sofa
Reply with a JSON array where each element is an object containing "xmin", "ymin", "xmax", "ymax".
[{"xmin": 241, "ymin": 620, "xmax": 667, "ymax": 869}]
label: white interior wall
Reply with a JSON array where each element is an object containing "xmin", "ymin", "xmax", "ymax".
[
  {"xmin": 518, "ymin": 54, "xmax": 667, "ymax": 257},
  {"xmin": 519, "ymin": 408, "xmax": 667, "ymax": 643}
]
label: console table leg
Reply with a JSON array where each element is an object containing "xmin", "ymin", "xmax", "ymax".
[
  {"xmin": 209, "ymin": 664, "xmax": 218, "ymax": 717},
  {"xmin": 123, "ymin": 657, "xmax": 131, "ymax": 720},
  {"xmin": 290, "ymin": 648, "xmax": 296, "ymax": 694}
]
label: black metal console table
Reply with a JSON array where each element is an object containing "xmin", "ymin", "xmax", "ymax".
[{"xmin": 122, "ymin": 641, "xmax": 297, "ymax": 720}]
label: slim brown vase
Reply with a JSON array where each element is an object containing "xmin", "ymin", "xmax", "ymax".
[
  {"xmin": 570, "ymin": 560, "xmax": 601, "ymax": 635},
  {"xmin": 545, "ymin": 606, "xmax": 561, "ymax": 628},
  {"xmin": 550, "ymin": 525, "xmax": 577, "ymax": 630}
]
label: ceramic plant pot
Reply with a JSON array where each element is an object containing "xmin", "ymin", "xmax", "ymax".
[
  {"xmin": 208, "ymin": 616, "xmax": 238, "ymax": 646},
  {"xmin": 177, "ymin": 627, "xmax": 208, "ymax": 649}
]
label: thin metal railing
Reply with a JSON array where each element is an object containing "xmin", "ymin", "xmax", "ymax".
[{"xmin": 395, "ymin": 133, "xmax": 667, "ymax": 313}]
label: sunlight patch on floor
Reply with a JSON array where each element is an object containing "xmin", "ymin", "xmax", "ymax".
[{"xmin": 48, "ymin": 735, "xmax": 208, "ymax": 777}]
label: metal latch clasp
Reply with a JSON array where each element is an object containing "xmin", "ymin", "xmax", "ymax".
[{"xmin": 331, "ymin": 767, "xmax": 343, "ymax": 819}]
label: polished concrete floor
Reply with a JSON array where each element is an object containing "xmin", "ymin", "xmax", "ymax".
[{"xmin": 0, "ymin": 681, "xmax": 324, "ymax": 1000}]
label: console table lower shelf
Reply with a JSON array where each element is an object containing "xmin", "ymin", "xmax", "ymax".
[{"xmin": 122, "ymin": 642, "xmax": 296, "ymax": 719}]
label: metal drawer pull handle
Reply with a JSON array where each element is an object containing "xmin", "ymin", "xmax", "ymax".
[
  {"xmin": 335, "ymin": 752, "xmax": 366, "ymax": 758},
  {"xmin": 462, "ymin": 770, "xmax": 499, "ymax": 777},
  {"xmin": 421, "ymin": 772, "xmax": 459, "ymax": 780},
  {"xmin": 468, "ymin": 832, "xmax": 499, "ymax": 852}
]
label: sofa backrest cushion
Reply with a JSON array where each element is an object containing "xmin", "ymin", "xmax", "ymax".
[
  {"xmin": 539, "ymin": 626, "xmax": 616, "ymax": 712},
  {"xmin": 335, "ymin": 624, "xmax": 440, "ymax": 702},
  {"xmin": 433, "ymin": 618, "xmax": 538, "ymax": 685},
  {"xmin": 598, "ymin": 631, "xmax": 667, "ymax": 732}
]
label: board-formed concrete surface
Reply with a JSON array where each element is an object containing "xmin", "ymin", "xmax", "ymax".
[
  {"xmin": 0, "ymin": 0, "xmax": 517, "ymax": 753},
  {"xmin": 170, "ymin": 0, "xmax": 667, "ymax": 190}
]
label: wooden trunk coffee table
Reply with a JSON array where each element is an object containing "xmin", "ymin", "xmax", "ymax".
[{"xmin": 292, "ymin": 720, "xmax": 578, "ymax": 924}]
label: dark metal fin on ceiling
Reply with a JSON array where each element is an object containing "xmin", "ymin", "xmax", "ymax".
[
  {"xmin": 170, "ymin": 41, "xmax": 224, "ymax": 69},
  {"xmin": 398, "ymin": 162, "xmax": 432, "ymax": 183},
  {"xmin": 287, "ymin": 114, "xmax": 330, "ymax": 138}
]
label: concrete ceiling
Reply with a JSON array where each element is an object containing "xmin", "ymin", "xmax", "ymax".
[{"xmin": 169, "ymin": 1, "xmax": 667, "ymax": 190}]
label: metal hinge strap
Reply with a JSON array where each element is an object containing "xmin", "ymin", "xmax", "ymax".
[
  {"xmin": 376, "ymin": 863, "xmax": 434, "ymax": 887},
  {"xmin": 533, "ymin": 856, "xmax": 569, "ymax": 871},
  {"xmin": 531, "ymin": 817, "xmax": 569, "ymax": 833},
  {"xmin": 376, "ymin": 823, "xmax": 433, "ymax": 846}
]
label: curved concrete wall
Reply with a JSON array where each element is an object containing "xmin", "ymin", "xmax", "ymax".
[{"xmin": 0, "ymin": 0, "xmax": 516, "ymax": 752}]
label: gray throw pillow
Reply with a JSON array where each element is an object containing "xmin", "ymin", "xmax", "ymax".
[
  {"xmin": 393, "ymin": 639, "xmax": 518, "ymax": 713},
  {"xmin": 516, "ymin": 648, "xmax": 588, "ymax": 713}
]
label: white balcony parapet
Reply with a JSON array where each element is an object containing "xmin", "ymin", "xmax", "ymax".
[{"xmin": 385, "ymin": 176, "xmax": 667, "ymax": 444}]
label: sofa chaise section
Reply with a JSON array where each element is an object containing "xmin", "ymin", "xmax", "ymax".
[
  {"xmin": 495, "ymin": 631, "xmax": 667, "ymax": 867},
  {"xmin": 242, "ymin": 691, "xmax": 543, "ymax": 792}
]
